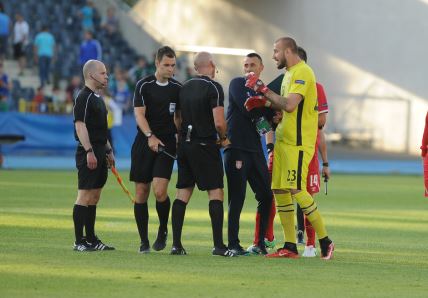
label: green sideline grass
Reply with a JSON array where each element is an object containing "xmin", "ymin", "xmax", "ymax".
[{"xmin": 0, "ymin": 170, "xmax": 427, "ymax": 297}]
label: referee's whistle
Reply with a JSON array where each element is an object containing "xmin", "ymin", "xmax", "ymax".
[{"xmin": 186, "ymin": 125, "xmax": 192, "ymax": 142}]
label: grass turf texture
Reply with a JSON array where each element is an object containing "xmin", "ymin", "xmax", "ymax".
[{"xmin": 0, "ymin": 170, "xmax": 427, "ymax": 297}]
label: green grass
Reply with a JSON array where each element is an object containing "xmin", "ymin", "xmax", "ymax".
[{"xmin": 0, "ymin": 170, "xmax": 427, "ymax": 297}]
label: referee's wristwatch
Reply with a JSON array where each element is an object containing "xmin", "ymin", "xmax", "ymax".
[
  {"xmin": 85, "ymin": 148, "xmax": 93, "ymax": 154},
  {"xmin": 144, "ymin": 131, "xmax": 153, "ymax": 138}
]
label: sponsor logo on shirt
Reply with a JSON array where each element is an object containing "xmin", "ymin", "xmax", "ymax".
[{"xmin": 295, "ymin": 80, "xmax": 305, "ymax": 85}]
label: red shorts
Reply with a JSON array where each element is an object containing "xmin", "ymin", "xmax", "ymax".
[{"xmin": 307, "ymin": 152, "xmax": 320, "ymax": 195}]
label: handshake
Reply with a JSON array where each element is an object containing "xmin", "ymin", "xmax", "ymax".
[{"xmin": 244, "ymin": 72, "xmax": 271, "ymax": 111}]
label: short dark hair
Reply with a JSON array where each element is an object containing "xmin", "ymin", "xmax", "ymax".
[
  {"xmin": 297, "ymin": 46, "xmax": 307, "ymax": 62},
  {"xmin": 156, "ymin": 46, "xmax": 176, "ymax": 62},
  {"xmin": 246, "ymin": 52, "xmax": 263, "ymax": 63}
]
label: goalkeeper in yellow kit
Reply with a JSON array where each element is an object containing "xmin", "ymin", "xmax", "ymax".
[{"xmin": 244, "ymin": 37, "xmax": 334, "ymax": 259}]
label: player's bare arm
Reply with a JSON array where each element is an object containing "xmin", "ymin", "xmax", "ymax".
[
  {"xmin": 265, "ymin": 90, "xmax": 302, "ymax": 112},
  {"xmin": 244, "ymin": 72, "xmax": 302, "ymax": 113},
  {"xmin": 174, "ymin": 110, "xmax": 182, "ymax": 134},
  {"xmin": 318, "ymin": 130, "xmax": 330, "ymax": 179},
  {"xmin": 318, "ymin": 112, "xmax": 327, "ymax": 129}
]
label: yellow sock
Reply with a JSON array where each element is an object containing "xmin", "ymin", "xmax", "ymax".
[
  {"xmin": 293, "ymin": 191, "xmax": 328, "ymax": 239},
  {"xmin": 274, "ymin": 192, "xmax": 296, "ymax": 244}
]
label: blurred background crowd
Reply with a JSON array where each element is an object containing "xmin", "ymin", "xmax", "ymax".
[{"xmin": 0, "ymin": 0, "xmax": 192, "ymax": 121}]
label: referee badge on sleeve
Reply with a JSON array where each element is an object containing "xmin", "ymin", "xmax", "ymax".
[
  {"xmin": 169, "ymin": 103, "xmax": 176, "ymax": 114},
  {"xmin": 235, "ymin": 160, "xmax": 243, "ymax": 169}
]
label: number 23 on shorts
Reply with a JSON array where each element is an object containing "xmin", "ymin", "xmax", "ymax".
[{"xmin": 287, "ymin": 170, "xmax": 297, "ymax": 181}]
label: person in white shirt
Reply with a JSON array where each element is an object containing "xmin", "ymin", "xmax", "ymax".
[{"xmin": 13, "ymin": 13, "xmax": 29, "ymax": 76}]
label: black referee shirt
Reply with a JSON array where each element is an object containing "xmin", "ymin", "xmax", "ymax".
[
  {"xmin": 73, "ymin": 86, "xmax": 108, "ymax": 145},
  {"xmin": 179, "ymin": 75, "xmax": 224, "ymax": 140},
  {"xmin": 133, "ymin": 75, "xmax": 182, "ymax": 136}
]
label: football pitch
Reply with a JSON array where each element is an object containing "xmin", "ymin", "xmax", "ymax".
[{"xmin": 0, "ymin": 170, "xmax": 427, "ymax": 297}]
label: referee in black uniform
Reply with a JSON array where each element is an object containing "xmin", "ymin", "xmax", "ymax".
[
  {"xmin": 130, "ymin": 46, "xmax": 182, "ymax": 253},
  {"xmin": 225, "ymin": 53, "xmax": 273, "ymax": 255},
  {"xmin": 170, "ymin": 51, "xmax": 236, "ymax": 257},
  {"xmin": 72, "ymin": 59, "xmax": 115, "ymax": 252}
]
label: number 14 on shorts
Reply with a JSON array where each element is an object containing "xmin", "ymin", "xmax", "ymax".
[{"xmin": 309, "ymin": 174, "xmax": 318, "ymax": 187}]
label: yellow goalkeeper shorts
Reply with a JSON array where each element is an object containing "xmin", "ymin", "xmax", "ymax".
[{"xmin": 271, "ymin": 141, "xmax": 315, "ymax": 191}]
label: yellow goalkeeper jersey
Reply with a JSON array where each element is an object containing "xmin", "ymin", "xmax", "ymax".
[{"xmin": 275, "ymin": 60, "xmax": 318, "ymax": 148}]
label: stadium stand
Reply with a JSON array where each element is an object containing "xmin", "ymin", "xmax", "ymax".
[{"xmin": 3, "ymin": 0, "xmax": 139, "ymax": 110}]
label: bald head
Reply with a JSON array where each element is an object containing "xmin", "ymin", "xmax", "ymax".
[
  {"xmin": 275, "ymin": 37, "xmax": 298, "ymax": 53},
  {"xmin": 193, "ymin": 52, "xmax": 216, "ymax": 78},
  {"xmin": 194, "ymin": 52, "xmax": 213, "ymax": 69},
  {"xmin": 83, "ymin": 60, "xmax": 103, "ymax": 80},
  {"xmin": 83, "ymin": 60, "xmax": 108, "ymax": 90}
]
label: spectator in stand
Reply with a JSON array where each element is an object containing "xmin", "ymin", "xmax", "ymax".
[
  {"xmin": 128, "ymin": 56, "xmax": 149, "ymax": 90},
  {"xmin": 101, "ymin": 6, "xmax": 119, "ymax": 37},
  {"xmin": 145, "ymin": 52, "xmax": 157, "ymax": 75},
  {"xmin": 112, "ymin": 69, "xmax": 131, "ymax": 114},
  {"xmin": 184, "ymin": 66, "xmax": 194, "ymax": 81},
  {"xmin": 13, "ymin": 13, "xmax": 29, "ymax": 76},
  {"xmin": 34, "ymin": 25, "xmax": 56, "ymax": 87},
  {"xmin": 65, "ymin": 75, "xmax": 82, "ymax": 113},
  {"xmin": 107, "ymin": 64, "xmax": 121, "ymax": 94},
  {"xmin": 80, "ymin": 30, "xmax": 102, "ymax": 66},
  {"xmin": 32, "ymin": 86, "xmax": 46, "ymax": 113},
  {"xmin": 102, "ymin": 90, "xmax": 118, "ymax": 150},
  {"xmin": 79, "ymin": 1, "xmax": 95, "ymax": 32},
  {"xmin": 50, "ymin": 86, "xmax": 64, "ymax": 113},
  {"xmin": 0, "ymin": 62, "xmax": 11, "ymax": 110},
  {"xmin": 0, "ymin": 3, "xmax": 11, "ymax": 61}
]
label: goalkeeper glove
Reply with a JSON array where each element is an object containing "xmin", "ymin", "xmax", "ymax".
[
  {"xmin": 245, "ymin": 72, "xmax": 269, "ymax": 94},
  {"xmin": 244, "ymin": 95, "xmax": 271, "ymax": 111}
]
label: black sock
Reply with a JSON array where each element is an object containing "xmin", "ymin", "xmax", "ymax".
[
  {"xmin": 171, "ymin": 199, "xmax": 187, "ymax": 247},
  {"xmin": 257, "ymin": 198, "xmax": 271, "ymax": 247},
  {"xmin": 156, "ymin": 197, "xmax": 171, "ymax": 232},
  {"xmin": 85, "ymin": 205, "xmax": 97, "ymax": 241},
  {"xmin": 73, "ymin": 204, "xmax": 88, "ymax": 243},
  {"xmin": 209, "ymin": 200, "xmax": 225, "ymax": 248},
  {"xmin": 134, "ymin": 202, "xmax": 149, "ymax": 244}
]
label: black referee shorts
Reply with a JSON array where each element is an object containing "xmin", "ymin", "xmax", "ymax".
[
  {"xmin": 176, "ymin": 141, "xmax": 224, "ymax": 191},
  {"xmin": 130, "ymin": 133, "xmax": 176, "ymax": 183},
  {"xmin": 75, "ymin": 145, "xmax": 108, "ymax": 190}
]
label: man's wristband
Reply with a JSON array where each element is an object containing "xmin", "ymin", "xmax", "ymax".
[
  {"xmin": 322, "ymin": 162, "xmax": 329, "ymax": 167},
  {"xmin": 85, "ymin": 148, "xmax": 93, "ymax": 154}
]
